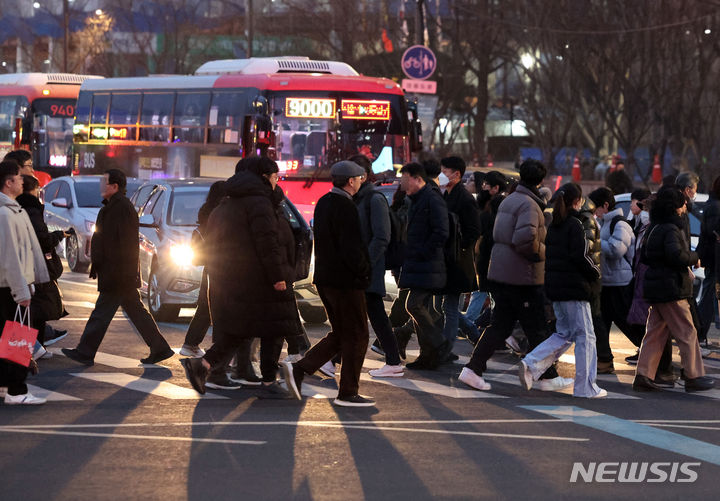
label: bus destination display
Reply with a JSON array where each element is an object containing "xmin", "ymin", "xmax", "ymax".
[
  {"xmin": 340, "ymin": 100, "xmax": 391, "ymax": 120},
  {"xmin": 285, "ymin": 98, "xmax": 336, "ymax": 119}
]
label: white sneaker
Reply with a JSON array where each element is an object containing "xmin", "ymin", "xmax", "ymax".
[
  {"xmin": 4, "ymin": 392, "xmax": 47, "ymax": 405},
  {"xmin": 458, "ymin": 367, "xmax": 492, "ymax": 391},
  {"xmin": 32, "ymin": 345, "xmax": 47, "ymax": 361},
  {"xmin": 518, "ymin": 360, "xmax": 533, "ymax": 390},
  {"xmin": 319, "ymin": 361, "xmax": 337, "ymax": 378},
  {"xmin": 282, "ymin": 354, "xmax": 303, "ymax": 364},
  {"xmin": 369, "ymin": 364, "xmax": 404, "ymax": 378},
  {"xmin": 537, "ymin": 376, "xmax": 574, "ymax": 391},
  {"xmin": 589, "ymin": 388, "xmax": 608, "ymax": 398},
  {"xmin": 179, "ymin": 344, "xmax": 205, "ymax": 358}
]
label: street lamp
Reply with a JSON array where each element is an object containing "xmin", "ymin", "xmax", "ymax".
[{"xmin": 520, "ymin": 53, "xmax": 535, "ymax": 69}]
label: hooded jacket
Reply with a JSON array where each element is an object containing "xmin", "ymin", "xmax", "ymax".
[
  {"xmin": 0, "ymin": 192, "xmax": 49, "ymax": 303},
  {"xmin": 598, "ymin": 207, "xmax": 635, "ymax": 286},
  {"xmin": 487, "ymin": 183, "xmax": 546, "ymax": 286},
  {"xmin": 205, "ymin": 171, "xmax": 301, "ymax": 338}
]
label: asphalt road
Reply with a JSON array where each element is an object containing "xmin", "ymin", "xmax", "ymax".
[{"xmin": 2, "ymin": 268, "xmax": 720, "ymax": 500}]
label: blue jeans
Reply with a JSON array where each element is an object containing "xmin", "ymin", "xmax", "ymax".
[
  {"xmin": 523, "ymin": 300, "xmax": 602, "ymax": 398},
  {"xmin": 442, "ymin": 293, "xmax": 461, "ymax": 346},
  {"xmin": 458, "ymin": 291, "xmax": 488, "ymax": 338}
]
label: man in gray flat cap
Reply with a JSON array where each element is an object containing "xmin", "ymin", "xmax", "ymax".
[{"xmin": 282, "ymin": 160, "xmax": 374, "ymax": 406}]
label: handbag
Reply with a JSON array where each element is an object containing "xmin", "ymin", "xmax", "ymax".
[{"xmin": 0, "ymin": 306, "xmax": 39, "ymax": 367}]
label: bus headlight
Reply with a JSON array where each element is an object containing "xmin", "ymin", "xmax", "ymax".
[{"xmin": 170, "ymin": 243, "xmax": 194, "ymax": 267}]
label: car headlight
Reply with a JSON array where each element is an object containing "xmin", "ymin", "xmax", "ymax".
[
  {"xmin": 85, "ymin": 220, "xmax": 96, "ymax": 233},
  {"xmin": 170, "ymin": 243, "xmax": 194, "ymax": 267}
]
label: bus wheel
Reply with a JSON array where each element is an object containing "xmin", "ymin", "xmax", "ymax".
[
  {"xmin": 66, "ymin": 234, "xmax": 88, "ymax": 273},
  {"xmin": 299, "ymin": 305, "xmax": 328, "ymax": 324},
  {"xmin": 148, "ymin": 269, "xmax": 179, "ymax": 322}
]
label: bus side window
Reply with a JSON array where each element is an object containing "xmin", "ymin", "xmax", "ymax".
[
  {"xmin": 90, "ymin": 93, "xmax": 109, "ymax": 140},
  {"xmin": 140, "ymin": 93, "xmax": 173, "ymax": 143},
  {"xmin": 208, "ymin": 91, "xmax": 247, "ymax": 144},
  {"xmin": 109, "ymin": 93, "xmax": 140, "ymax": 141},
  {"xmin": 74, "ymin": 92, "xmax": 91, "ymax": 142},
  {"xmin": 172, "ymin": 92, "xmax": 209, "ymax": 144}
]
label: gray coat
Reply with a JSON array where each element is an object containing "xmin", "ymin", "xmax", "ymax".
[
  {"xmin": 355, "ymin": 182, "xmax": 391, "ymax": 296},
  {"xmin": 599, "ymin": 207, "xmax": 635, "ymax": 286},
  {"xmin": 487, "ymin": 184, "xmax": 546, "ymax": 286}
]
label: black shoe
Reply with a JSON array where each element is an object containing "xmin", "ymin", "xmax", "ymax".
[
  {"xmin": 258, "ymin": 381, "xmax": 293, "ymax": 400},
  {"xmin": 232, "ymin": 370, "xmax": 262, "ymax": 386},
  {"xmin": 625, "ymin": 352, "xmax": 639, "ymax": 365},
  {"xmin": 406, "ymin": 355, "xmax": 438, "ymax": 370},
  {"xmin": 632, "ymin": 374, "xmax": 661, "ymax": 392},
  {"xmin": 442, "ymin": 351, "xmax": 459, "ymax": 363},
  {"xmin": 653, "ymin": 371, "xmax": 676, "ymax": 389},
  {"xmin": 281, "ymin": 361, "xmax": 303, "ymax": 400},
  {"xmin": 43, "ymin": 328, "xmax": 68, "ymax": 346},
  {"xmin": 61, "ymin": 347, "xmax": 94, "ymax": 366},
  {"xmin": 141, "ymin": 347, "xmax": 174, "ymax": 365},
  {"xmin": 394, "ymin": 328, "xmax": 411, "ymax": 360},
  {"xmin": 333, "ymin": 394, "xmax": 375, "ymax": 407},
  {"xmin": 180, "ymin": 357, "xmax": 208, "ymax": 395},
  {"xmin": 370, "ymin": 338, "xmax": 385, "ymax": 356},
  {"xmin": 685, "ymin": 376, "xmax": 715, "ymax": 392},
  {"xmin": 205, "ymin": 374, "xmax": 244, "ymax": 390}
]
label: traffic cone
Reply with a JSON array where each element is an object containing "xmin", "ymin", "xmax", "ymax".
[
  {"xmin": 572, "ymin": 155, "xmax": 581, "ymax": 181},
  {"xmin": 651, "ymin": 154, "xmax": 662, "ymax": 183}
]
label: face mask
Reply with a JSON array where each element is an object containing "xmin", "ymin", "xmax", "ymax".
[{"xmin": 438, "ymin": 173, "xmax": 450, "ymax": 187}]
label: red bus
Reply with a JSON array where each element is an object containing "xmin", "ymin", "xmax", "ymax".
[
  {"xmin": 71, "ymin": 57, "xmax": 422, "ymax": 219},
  {"xmin": 0, "ymin": 73, "xmax": 101, "ymax": 181}
]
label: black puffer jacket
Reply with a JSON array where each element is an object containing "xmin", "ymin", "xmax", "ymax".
[
  {"xmin": 476, "ymin": 194, "xmax": 504, "ymax": 292},
  {"xmin": 398, "ymin": 183, "xmax": 449, "ymax": 290},
  {"xmin": 698, "ymin": 194, "xmax": 720, "ymax": 271},
  {"xmin": 544, "ymin": 210, "xmax": 601, "ymax": 302},
  {"xmin": 205, "ymin": 171, "xmax": 299, "ymax": 338},
  {"xmin": 443, "ymin": 182, "xmax": 481, "ymax": 293},
  {"xmin": 577, "ymin": 198, "xmax": 602, "ymax": 296},
  {"xmin": 641, "ymin": 214, "xmax": 698, "ymax": 303}
]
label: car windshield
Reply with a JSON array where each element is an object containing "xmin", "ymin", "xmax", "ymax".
[
  {"xmin": 169, "ymin": 189, "xmax": 207, "ymax": 226},
  {"xmin": 74, "ymin": 180, "xmax": 103, "ymax": 207}
]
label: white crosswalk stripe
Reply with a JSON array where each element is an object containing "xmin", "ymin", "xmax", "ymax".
[
  {"xmin": 50, "ymin": 347, "xmax": 168, "ymax": 369},
  {"xmin": 26, "ymin": 384, "xmax": 82, "ymax": 402},
  {"xmin": 71, "ymin": 373, "xmax": 227, "ymax": 400}
]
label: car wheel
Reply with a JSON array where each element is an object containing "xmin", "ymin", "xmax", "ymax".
[
  {"xmin": 66, "ymin": 234, "xmax": 88, "ymax": 273},
  {"xmin": 148, "ymin": 268, "xmax": 179, "ymax": 322},
  {"xmin": 299, "ymin": 304, "xmax": 328, "ymax": 324}
]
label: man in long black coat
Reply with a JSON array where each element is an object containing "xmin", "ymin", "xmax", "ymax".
[
  {"xmin": 284, "ymin": 160, "xmax": 373, "ymax": 406},
  {"xmin": 62, "ymin": 169, "xmax": 173, "ymax": 366},
  {"xmin": 439, "ymin": 156, "xmax": 481, "ymax": 355}
]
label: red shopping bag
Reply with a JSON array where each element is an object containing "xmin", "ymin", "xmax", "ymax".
[{"xmin": 0, "ymin": 306, "xmax": 39, "ymax": 367}]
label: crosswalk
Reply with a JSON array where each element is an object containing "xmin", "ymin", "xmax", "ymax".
[{"xmin": 8, "ymin": 343, "xmax": 714, "ymax": 405}]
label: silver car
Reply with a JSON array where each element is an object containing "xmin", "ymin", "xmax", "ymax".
[
  {"xmin": 132, "ymin": 178, "xmax": 323, "ymax": 323},
  {"xmin": 42, "ymin": 175, "xmax": 142, "ymax": 272}
]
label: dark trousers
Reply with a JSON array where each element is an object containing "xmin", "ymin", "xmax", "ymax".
[
  {"xmin": 406, "ymin": 289, "xmax": 445, "ymax": 355},
  {"xmin": 0, "ymin": 288, "xmax": 28, "ymax": 395},
  {"xmin": 600, "ymin": 285, "xmax": 646, "ymax": 351},
  {"xmin": 297, "ymin": 286, "xmax": 368, "ymax": 398},
  {"xmin": 76, "ymin": 288, "xmax": 170, "ymax": 358},
  {"xmin": 184, "ymin": 268, "xmax": 210, "ymax": 346},
  {"xmin": 389, "ymin": 288, "xmax": 411, "ymax": 328},
  {"xmin": 466, "ymin": 284, "xmax": 558, "ymax": 379},
  {"xmin": 696, "ymin": 271, "xmax": 715, "ymax": 342},
  {"xmin": 366, "ymin": 292, "xmax": 401, "ymax": 366},
  {"xmin": 226, "ymin": 337, "xmax": 284, "ymax": 382}
]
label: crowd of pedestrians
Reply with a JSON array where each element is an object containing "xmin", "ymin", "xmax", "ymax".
[{"xmin": 1, "ymin": 148, "xmax": 718, "ymax": 406}]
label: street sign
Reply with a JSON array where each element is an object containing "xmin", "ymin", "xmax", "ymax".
[
  {"xmin": 402, "ymin": 79, "xmax": 437, "ymax": 94},
  {"xmin": 401, "ymin": 45, "xmax": 437, "ymax": 80}
]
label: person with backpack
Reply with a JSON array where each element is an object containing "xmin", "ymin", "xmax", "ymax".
[
  {"xmin": 588, "ymin": 187, "xmax": 644, "ymax": 368},
  {"xmin": 518, "ymin": 183, "xmax": 606, "ymax": 398},
  {"xmin": 350, "ymin": 154, "xmax": 404, "ymax": 377},
  {"xmin": 439, "ymin": 156, "xmax": 481, "ymax": 357}
]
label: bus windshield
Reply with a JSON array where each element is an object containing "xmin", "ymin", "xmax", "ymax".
[
  {"xmin": 268, "ymin": 91, "xmax": 407, "ymax": 178},
  {"xmin": 32, "ymin": 99, "xmax": 76, "ymax": 170}
]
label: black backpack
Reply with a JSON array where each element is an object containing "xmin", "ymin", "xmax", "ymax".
[{"xmin": 365, "ymin": 191, "xmax": 406, "ymax": 270}]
